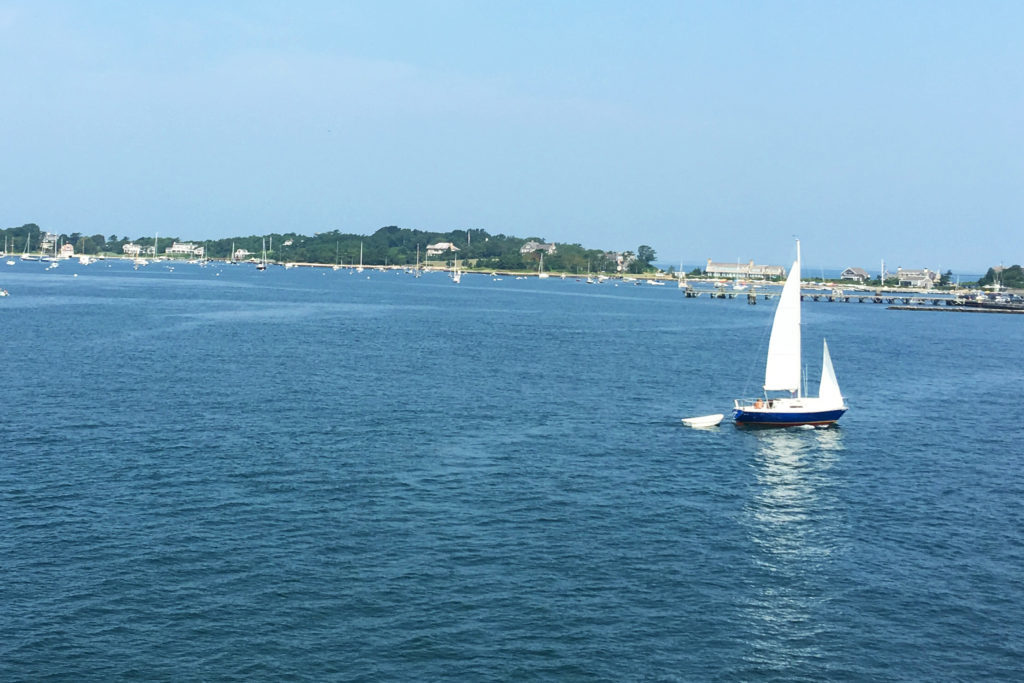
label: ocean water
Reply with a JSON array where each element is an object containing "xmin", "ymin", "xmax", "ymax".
[{"xmin": 2, "ymin": 260, "xmax": 1023, "ymax": 680}]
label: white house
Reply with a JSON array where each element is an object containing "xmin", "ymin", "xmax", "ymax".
[
  {"xmin": 896, "ymin": 267, "xmax": 939, "ymax": 289},
  {"xmin": 39, "ymin": 232, "xmax": 58, "ymax": 254},
  {"xmin": 519, "ymin": 241, "xmax": 557, "ymax": 255},
  {"xmin": 60, "ymin": 243, "xmax": 75, "ymax": 258},
  {"xmin": 426, "ymin": 242, "xmax": 459, "ymax": 256},
  {"xmin": 122, "ymin": 243, "xmax": 141, "ymax": 256},
  {"xmin": 840, "ymin": 267, "xmax": 871, "ymax": 282},
  {"xmin": 166, "ymin": 241, "xmax": 200, "ymax": 256}
]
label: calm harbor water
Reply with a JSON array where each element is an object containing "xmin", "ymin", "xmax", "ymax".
[{"xmin": 2, "ymin": 260, "xmax": 1023, "ymax": 680}]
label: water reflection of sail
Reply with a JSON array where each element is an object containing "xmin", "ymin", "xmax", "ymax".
[
  {"xmin": 749, "ymin": 429, "xmax": 842, "ymax": 556},
  {"xmin": 751, "ymin": 431, "xmax": 817, "ymax": 529},
  {"xmin": 739, "ymin": 429, "xmax": 843, "ymax": 673}
]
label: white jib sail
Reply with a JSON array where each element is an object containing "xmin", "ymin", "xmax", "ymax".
[
  {"xmin": 817, "ymin": 338, "xmax": 843, "ymax": 406},
  {"xmin": 763, "ymin": 249, "xmax": 802, "ymax": 393}
]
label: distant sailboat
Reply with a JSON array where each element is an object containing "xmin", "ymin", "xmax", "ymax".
[
  {"xmin": 256, "ymin": 238, "xmax": 267, "ymax": 271},
  {"xmin": 733, "ymin": 240, "xmax": 847, "ymax": 427},
  {"xmin": 21, "ymin": 233, "xmax": 39, "ymax": 261},
  {"xmin": 538, "ymin": 251, "xmax": 549, "ymax": 279},
  {"xmin": 357, "ymin": 242, "xmax": 364, "ymax": 273},
  {"xmin": 452, "ymin": 252, "xmax": 462, "ymax": 284}
]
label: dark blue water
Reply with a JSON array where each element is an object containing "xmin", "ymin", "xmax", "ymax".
[{"xmin": 2, "ymin": 260, "xmax": 1023, "ymax": 680}]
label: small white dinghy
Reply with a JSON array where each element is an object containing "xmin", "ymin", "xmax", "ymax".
[{"xmin": 681, "ymin": 413, "xmax": 724, "ymax": 429}]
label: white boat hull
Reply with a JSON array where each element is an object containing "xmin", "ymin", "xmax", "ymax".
[{"xmin": 681, "ymin": 414, "xmax": 724, "ymax": 428}]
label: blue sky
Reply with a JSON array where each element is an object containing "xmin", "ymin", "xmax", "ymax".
[{"xmin": 1, "ymin": 1, "xmax": 1021, "ymax": 271}]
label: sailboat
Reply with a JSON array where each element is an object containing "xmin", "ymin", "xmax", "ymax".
[
  {"xmin": 21, "ymin": 233, "xmax": 39, "ymax": 261},
  {"xmin": 538, "ymin": 251, "xmax": 549, "ymax": 278},
  {"xmin": 256, "ymin": 238, "xmax": 267, "ymax": 270},
  {"xmin": 356, "ymin": 242, "xmax": 364, "ymax": 273},
  {"xmin": 452, "ymin": 252, "xmax": 462, "ymax": 284},
  {"xmin": 45, "ymin": 237, "xmax": 60, "ymax": 268},
  {"xmin": 733, "ymin": 240, "xmax": 847, "ymax": 427}
]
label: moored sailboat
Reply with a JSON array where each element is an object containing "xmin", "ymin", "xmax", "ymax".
[
  {"xmin": 733, "ymin": 241, "xmax": 847, "ymax": 427},
  {"xmin": 21, "ymin": 233, "xmax": 39, "ymax": 261},
  {"xmin": 256, "ymin": 238, "xmax": 267, "ymax": 270},
  {"xmin": 538, "ymin": 251, "xmax": 549, "ymax": 278}
]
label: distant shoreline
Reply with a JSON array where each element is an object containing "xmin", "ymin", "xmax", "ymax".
[{"xmin": 4, "ymin": 253, "xmax": 1006, "ymax": 295}]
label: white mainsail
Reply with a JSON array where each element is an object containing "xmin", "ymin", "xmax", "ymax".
[
  {"xmin": 763, "ymin": 244, "xmax": 802, "ymax": 394},
  {"xmin": 817, "ymin": 339, "xmax": 843, "ymax": 405}
]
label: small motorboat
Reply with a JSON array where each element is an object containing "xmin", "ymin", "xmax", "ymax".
[{"xmin": 681, "ymin": 413, "xmax": 724, "ymax": 428}]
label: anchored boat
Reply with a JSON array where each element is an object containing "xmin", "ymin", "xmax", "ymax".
[{"xmin": 733, "ymin": 241, "xmax": 847, "ymax": 427}]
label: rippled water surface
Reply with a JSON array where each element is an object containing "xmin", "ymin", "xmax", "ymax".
[{"xmin": 2, "ymin": 260, "xmax": 1023, "ymax": 680}]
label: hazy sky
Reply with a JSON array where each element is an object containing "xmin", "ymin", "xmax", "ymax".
[{"xmin": 2, "ymin": 1, "xmax": 1021, "ymax": 271}]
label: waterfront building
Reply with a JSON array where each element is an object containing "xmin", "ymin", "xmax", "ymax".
[
  {"xmin": 519, "ymin": 241, "xmax": 557, "ymax": 255},
  {"xmin": 705, "ymin": 259, "xmax": 786, "ymax": 279},
  {"xmin": 426, "ymin": 242, "xmax": 459, "ymax": 256},
  {"xmin": 166, "ymin": 241, "xmax": 203, "ymax": 256},
  {"xmin": 841, "ymin": 267, "xmax": 871, "ymax": 282},
  {"xmin": 39, "ymin": 232, "xmax": 58, "ymax": 254},
  {"xmin": 896, "ymin": 268, "xmax": 939, "ymax": 288}
]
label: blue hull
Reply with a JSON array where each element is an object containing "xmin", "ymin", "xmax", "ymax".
[{"xmin": 733, "ymin": 407, "xmax": 846, "ymax": 427}]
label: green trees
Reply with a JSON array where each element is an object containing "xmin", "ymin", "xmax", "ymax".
[
  {"xmin": 0, "ymin": 224, "xmax": 41, "ymax": 253},
  {"xmin": 637, "ymin": 245, "xmax": 656, "ymax": 267},
  {"xmin": 978, "ymin": 265, "xmax": 1024, "ymax": 289},
  {"xmin": 623, "ymin": 245, "xmax": 657, "ymax": 274}
]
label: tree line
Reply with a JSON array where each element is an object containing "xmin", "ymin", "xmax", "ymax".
[
  {"xmin": 978, "ymin": 265, "xmax": 1024, "ymax": 289},
  {"xmin": 1, "ymin": 223, "xmax": 659, "ymax": 273}
]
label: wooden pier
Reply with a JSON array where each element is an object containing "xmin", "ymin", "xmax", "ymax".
[
  {"xmin": 800, "ymin": 291, "xmax": 959, "ymax": 306},
  {"xmin": 687, "ymin": 285, "xmax": 972, "ymax": 308}
]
